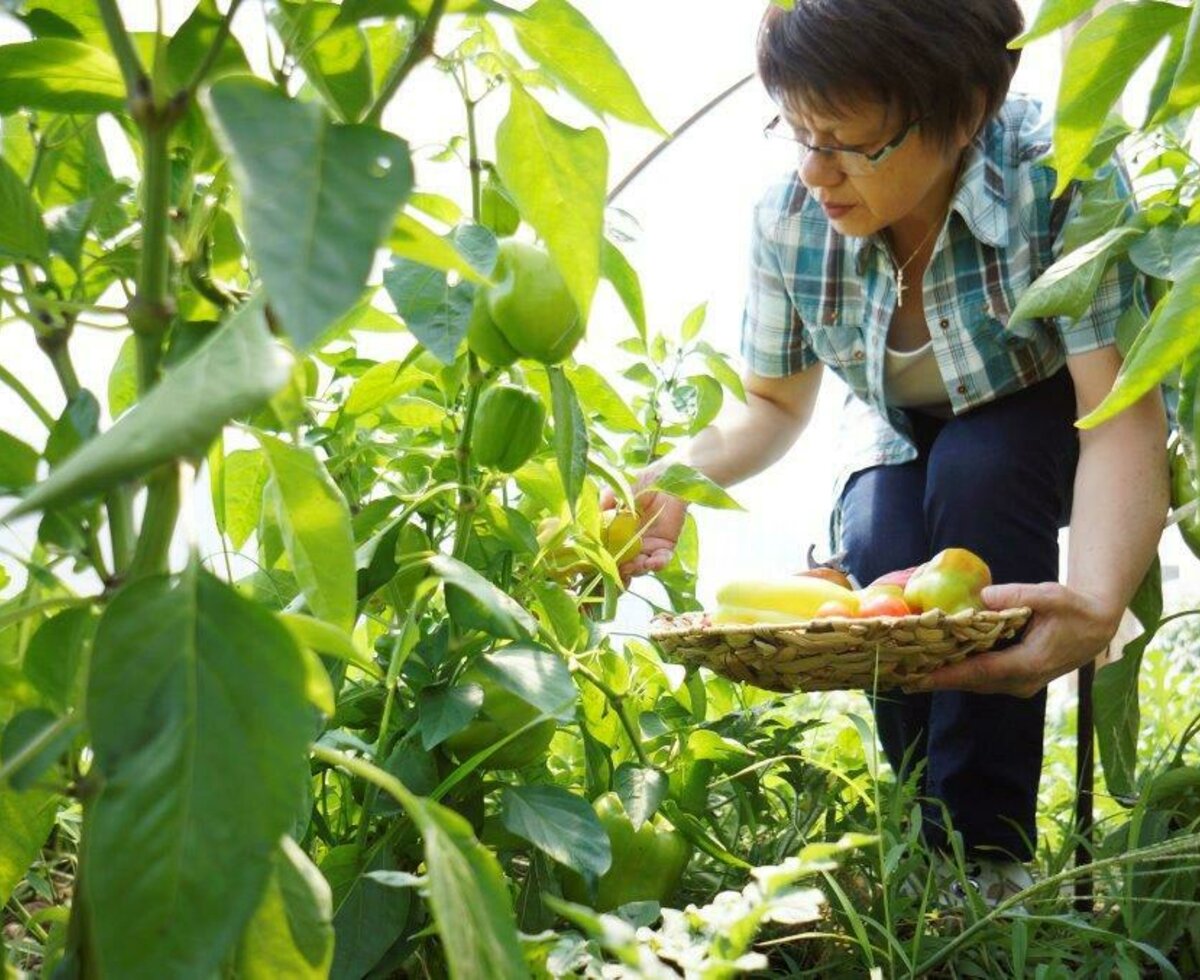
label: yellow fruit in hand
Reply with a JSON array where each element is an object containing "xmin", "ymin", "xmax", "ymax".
[{"xmin": 601, "ymin": 509, "xmax": 642, "ymax": 562}]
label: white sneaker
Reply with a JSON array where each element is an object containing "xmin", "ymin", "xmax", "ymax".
[{"xmin": 956, "ymin": 858, "xmax": 1034, "ymax": 911}]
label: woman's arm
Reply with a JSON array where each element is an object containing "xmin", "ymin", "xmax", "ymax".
[
  {"xmin": 912, "ymin": 346, "xmax": 1169, "ymax": 697},
  {"xmin": 617, "ymin": 364, "xmax": 824, "ymax": 577}
]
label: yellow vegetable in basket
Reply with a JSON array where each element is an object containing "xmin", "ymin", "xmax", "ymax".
[
  {"xmin": 711, "ymin": 604, "xmax": 807, "ymax": 625},
  {"xmin": 715, "ymin": 576, "xmax": 858, "ymax": 622}
]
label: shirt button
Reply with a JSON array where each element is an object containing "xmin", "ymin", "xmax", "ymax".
[
  {"xmin": 939, "ymin": 318, "xmax": 950, "ymax": 330},
  {"xmin": 956, "ymin": 383, "xmax": 968, "ymax": 395},
  {"xmin": 853, "ymin": 350, "xmax": 865, "ymax": 361}
]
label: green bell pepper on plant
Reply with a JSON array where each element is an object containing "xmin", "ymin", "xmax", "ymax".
[
  {"xmin": 444, "ymin": 664, "xmax": 556, "ymax": 769},
  {"xmin": 472, "ymin": 383, "xmax": 546, "ymax": 473},
  {"xmin": 562, "ymin": 792, "xmax": 691, "ymax": 911}
]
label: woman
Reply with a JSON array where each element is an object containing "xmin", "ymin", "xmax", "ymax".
[{"xmin": 619, "ymin": 0, "xmax": 1168, "ymax": 901}]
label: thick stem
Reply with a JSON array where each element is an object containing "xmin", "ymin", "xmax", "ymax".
[
  {"xmin": 363, "ymin": 0, "xmax": 448, "ymax": 127},
  {"xmin": 130, "ymin": 122, "xmax": 176, "ymax": 392},
  {"xmin": 129, "ymin": 465, "xmax": 181, "ymax": 578},
  {"xmin": 451, "ymin": 358, "xmax": 485, "ymax": 561}
]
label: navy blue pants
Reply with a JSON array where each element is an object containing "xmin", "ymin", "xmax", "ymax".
[{"xmin": 839, "ymin": 370, "xmax": 1080, "ymax": 861}]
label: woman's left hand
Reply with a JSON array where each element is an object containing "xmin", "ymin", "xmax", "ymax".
[{"xmin": 903, "ymin": 582, "xmax": 1123, "ymax": 698}]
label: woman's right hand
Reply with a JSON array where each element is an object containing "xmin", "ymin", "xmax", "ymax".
[{"xmin": 601, "ymin": 465, "xmax": 689, "ymax": 580}]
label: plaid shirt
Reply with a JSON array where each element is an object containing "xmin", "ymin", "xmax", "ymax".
[{"xmin": 739, "ymin": 95, "xmax": 1147, "ymax": 539}]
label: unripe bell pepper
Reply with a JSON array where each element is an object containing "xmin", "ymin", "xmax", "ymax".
[
  {"xmin": 902, "ymin": 547, "xmax": 991, "ymax": 614},
  {"xmin": 715, "ymin": 576, "xmax": 857, "ymax": 620},
  {"xmin": 472, "ymin": 383, "xmax": 546, "ymax": 472},
  {"xmin": 562, "ymin": 792, "xmax": 691, "ymax": 911}
]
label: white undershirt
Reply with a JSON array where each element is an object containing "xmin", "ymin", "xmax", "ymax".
[{"xmin": 883, "ymin": 341, "xmax": 953, "ymax": 417}]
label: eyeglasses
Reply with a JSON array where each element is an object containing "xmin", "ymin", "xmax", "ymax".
[{"xmin": 763, "ymin": 115, "xmax": 924, "ymax": 176}]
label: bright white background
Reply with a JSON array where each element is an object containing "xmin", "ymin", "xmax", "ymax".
[{"xmin": 0, "ymin": 1, "xmax": 1195, "ymax": 623}]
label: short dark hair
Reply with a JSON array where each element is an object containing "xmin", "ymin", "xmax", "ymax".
[{"xmin": 757, "ymin": 0, "xmax": 1024, "ymax": 148}]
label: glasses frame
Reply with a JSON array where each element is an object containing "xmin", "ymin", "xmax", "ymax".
[{"xmin": 763, "ymin": 114, "xmax": 925, "ymax": 175}]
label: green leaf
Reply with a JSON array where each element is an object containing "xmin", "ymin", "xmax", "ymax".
[
  {"xmin": 1155, "ymin": 3, "xmax": 1200, "ymax": 121},
  {"xmin": 0, "ymin": 707, "xmax": 75, "ymax": 789},
  {"xmin": 512, "ymin": 0, "xmax": 665, "ymax": 135},
  {"xmin": 84, "ymin": 566, "xmax": 315, "ymax": 980},
  {"xmin": 0, "ymin": 156, "xmax": 48, "ymax": 264},
  {"xmin": 0, "ymin": 431, "xmax": 38, "ymax": 492},
  {"xmin": 698, "ymin": 343, "xmax": 747, "ymax": 402},
  {"xmin": 278, "ymin": 613, "xmax": 381, "ymax": 679},
  {"xmin": 165, "ymin": 0, "xmax": 251, "ymax": 90},
  {"xmin": 429, "ymin": 554, "xmax": 538, "ymax": 640},
  {"xmin": 501, "ymin": 785, "xmax": 611, "ymax": 878},
  {"xmin": 1053, "ymin": 2, "xmax": 1188, "ymax": 195},
  {"xmin": 478, "ymin": 644, "xmax": 577, "ymax": 721},
  {"xmin": 234, "ymin": 837, "xmax": 334, "ymax": 980},
  {"xmin": 1012, "ymin": 0, "xmax": 1103, "ymax": 47},
  {"xmin": 566, "ymin": 364, "xmax": 641, "ymax": 433},
  {"xmin": 549, "ymin": 366, "xmax": 588, "ymax": 513},
  {"xmin": 273, "ymin": 2, "xmax": 372, "ymax": 123},
  {"xmin": 418, "ymin": 683, "xmax": 485, "ymax": 750},
  {"xmin": 0, "ymin": 784, "xmax": 56, "ymax": 904},
  {"xmin": 1010, "ymin": 226, "xmax": 1142, "ymax": 323},
  {"xmin": 648, "ymin": 462, "xmax": 742, "ymax": 510},
  {"xmin": 335, "ymin": 0, "xmax": 515, "ymax": 23},
  {"xmin": 382, "ymin": 263, "xmax": 471, "ymax": 364},
  {"xmin": 215, "ymin": 448, "xmax": 270, "ymax": 550},
  {"xmin": 1095, "ymin": 559, "xmax": 1162, "ymax": 799},
  {"xmin": 1078, "ymin": 261, "xmax": 1200, "ymax": 429},
  {"xmin": 680, "ymin": 303, "xmax": 707, "ymax": 344},
  {"xmin": 613, "ymin": 763, "xmax": 668, "ymax": 830},
  {"xmin": 600, "ymin": 238, "xmax": 646, "ymax": 340},
  {"xmin": 496, "ymin": 81, "xmax": 607, "ymax": 320},
  {"xmin": 43, "ymin": 390, "xmax": 99, "ymax": 468},
  {"xmin": 4, "ymin": 296, "xmax": 293, "ymax": 521},
  {"xmin": 0, "ymin": 40, "xmax": 125, "ymax": 115},
  {"xmin": 257, "ymin": 434, "xmax": 356, "ymax": 632},
  {"xmin": 325, "ymin": 845, "xmax": 413, "ymax": 980},
  {"xmin": 204, "ymin": 76, "xmax": 413, "ymax": 350},
  {"xmin": 688, "ymin": 375, "xmax": 724, "ymax": 434},
  {"xmin": 409, "ymin": 799, "xmax": 528, "ymax": 980},
  {"xmin": 23, "ymin": 606, "xmax": 94, "ymax": 712},
  {"xmin": 388, "ymin": 213, "xmax": 491, "ymax": 285}
]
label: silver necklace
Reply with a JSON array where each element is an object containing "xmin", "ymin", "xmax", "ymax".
[{"xmin": 889, "ymin": 218, "xmax": 941, "ymax": 308}]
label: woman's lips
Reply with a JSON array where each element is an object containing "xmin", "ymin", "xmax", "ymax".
[{"xmin": 822, "ymin": 203, "xmax": 855, "ymax": 220}]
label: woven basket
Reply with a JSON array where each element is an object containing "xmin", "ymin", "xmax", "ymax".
[{"xmin": 649, "ymin": 607, "xmax": 1031, "ymax": 693}]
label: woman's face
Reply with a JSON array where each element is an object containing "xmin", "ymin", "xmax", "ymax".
[{"xmin": 781, "ymin": 98, "xmax": 970, "ymax": 237}]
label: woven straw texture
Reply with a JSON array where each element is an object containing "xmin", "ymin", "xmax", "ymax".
[{"xmin": 649, "ymin": 607, "xmax": 1031, "ymax": 693}]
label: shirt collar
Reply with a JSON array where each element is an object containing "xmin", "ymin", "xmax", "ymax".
[{"xmin": 847, "ymin": 123, "xmax": 1010, "ymax": 273}]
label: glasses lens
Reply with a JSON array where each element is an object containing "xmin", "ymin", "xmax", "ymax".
[{"xmin": 794, "ymin": 144, "xmax": 876, "ymax": 177}]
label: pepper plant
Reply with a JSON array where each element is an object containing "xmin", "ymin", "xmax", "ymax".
[{"xmin": 0, "ymin": 2, "xmax": 803, "ymax": 977}]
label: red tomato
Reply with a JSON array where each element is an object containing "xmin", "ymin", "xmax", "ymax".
[{"xmin": 814, "ymin": 600, "xmax": 856, "ymax": 618}]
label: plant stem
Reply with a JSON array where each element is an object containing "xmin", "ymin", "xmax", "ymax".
[
  {"xmin": 0, "ymin": 361, "xmax": 54, "ymax": 429},
  {"xmin": 572, "ymin": 662, "xmax": 650, "ymax": 767},
  {"xmin": 129, "ymin": 465, "xmax": 181, "ymax": 578},
  {"xmin": 363, "ymin": 0, "xmax": 448, "ymax": 127},
  {"xmin": 130, "ymin": 122, "xmax": 176, "ymax": 392},
  {"xmin": 6, "ymin": 896, "xmax": 49, "ymax": 944},
  {"xmin": 452, "ymin": 357, "xmax": 484, "ymax": 561},
  {"xmin": 96, "ymin": 0, "xmax": 148, "ymax": 98}
]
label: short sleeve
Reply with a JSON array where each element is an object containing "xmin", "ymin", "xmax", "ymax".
[
  {"xmin": 739, "ymin": 200, "xmax": 817, "ymax": 377},
  {"xmin": 1049, "ymin": 160, "xmax": 1151, "ymax": 357}
]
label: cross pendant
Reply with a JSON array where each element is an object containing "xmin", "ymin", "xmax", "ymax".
[{"xmin": 895, "ymin": 268, "xmax": 907, "ymax": 307}]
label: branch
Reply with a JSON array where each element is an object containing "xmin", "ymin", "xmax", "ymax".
[
  {"xmin": 363, "ymin": 0, "xmax": 449, "ymax": 127},
  {"xmin": 96, "ymin": 0, "xmax": 149, "ymax": 104},
  {"xmin": 183, "ymin": 0, "xmax": 247, "ymax": 97}
]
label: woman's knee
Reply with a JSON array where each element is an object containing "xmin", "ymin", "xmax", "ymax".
[{"xmin": 839, "ymin": 465, "xmax": 928, "ymax": 583}]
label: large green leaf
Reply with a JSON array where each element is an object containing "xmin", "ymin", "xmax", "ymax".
[
  {"xmin": 1095, "ymin": 559, "xmax": 1162, "ymax": 799},
  {"xmin": 1078, "ymin": 260, "xmax": 1200, "ymax": 429},
  {"xmin": 22, "ymin": 606, "xmax": 95, "ymax": 713},
  {"xmin": 0, "ymin": 156, "xmax": 48, "ymax": 264},
  {"xmin": 0, "ymin": 39, "xmax": 125, "ymax": 115},
  {"xmin": 430, "ymin": 554, "xmax": 538, "ymax": 640},
  {"xmin": 325, "ymin": 845, "xmax": 413, "ymax": 980},
  {"xmin": 4, "ymin": 296, "xmax": 293, "ymax": 521},
  {"xmin": 1012, "ymin": 0, "xmax": 1104, "ymax": 46},
  {"xmin": 500, "ymin": 785, "xmax": 611, "ymax": 878},
  {"xmin": 1010, "ymin": 226, "xmax": 1142, "ymax": 324},
  {"xmin": 274, "ymin": 2, "xmax": 372, "ymax": 123},
  {"xmin": 257, "ymin": 434, "xmax": 356, "ymax": 633},
  {"xmin": 0, "ymin": 785, "xmax": 57, "ymax": 904},
  {"xmin": 512, "ymin": 0, "xmax": 665, "ymax": 135},
  {"xmin": 496, "ymin": 82, "xmax": 607, "ymax": 320},
  {"xmin": 549, "ymin": 366, "xmax": 588, "ymax": 513},
  {"xmin": 649, "ymin": 462, "xmax": 743, "ymax": 510},
  {"xmin": 1154, "ymin": 3, "xmax": 1200, "ymax": 122},
  {"xmin": 478, "ymin": 644, "xmax": 577, "ymax": 721},
  {"xmin": 334, "ymin": 0, "xmax": 515, "ymax": 23},
  {"xmin": 233, "ymin": 837, "xmax": 334, "ymax": 980},
  {"xmin": 1053, "ymin": 2, "xmax": 1188, "ymax": 194},
  {"xmin": 204, "ymin": 77, "xmax": 413, "ymax": 351},
  {"xmin": 84, "ymin": 566, "xmax": 314, "ymax": 980}
]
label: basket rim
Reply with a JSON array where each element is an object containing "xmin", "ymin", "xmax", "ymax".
[{"xmin": 648, "ymin": 605, "xmax": 1032, "ymax": 641}]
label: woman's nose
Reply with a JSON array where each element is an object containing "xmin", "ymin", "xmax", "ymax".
[{"xmin": 799, "ymin": 149, "xmax": 844, "ymax": 189}]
